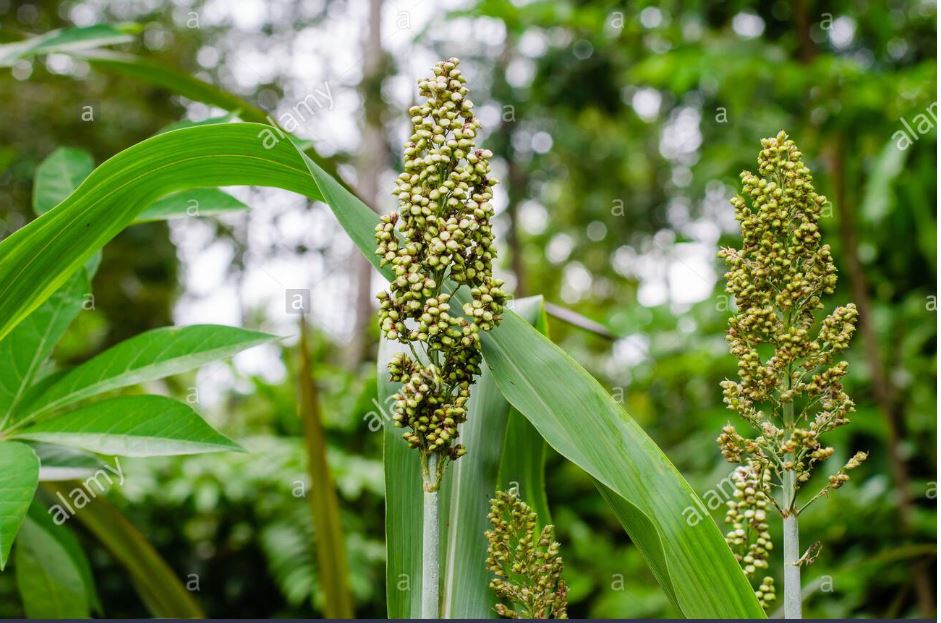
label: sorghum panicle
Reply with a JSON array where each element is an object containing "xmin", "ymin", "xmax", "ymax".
[
  {"xmin": 717, "ymin": 131, "xmax": 867, "ymax": 590},
  {"xmin": 376, "ymin": 58, "xmax": 507, "ymax": 479},
  {"xmin": 485, "ymin": 490, "xmax": 568, "ymax": 619}
]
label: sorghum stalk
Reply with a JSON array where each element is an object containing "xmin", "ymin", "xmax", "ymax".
[
  {"xmin": 421, "ymin": 454, "xmax": 440, "ymax": 619},
  {"xmin": 718, "ymin": 131, "xmax": 866, "ymax": 618},
  {"xmin": 376, "ymin": 57, "xmax": 507, "ymax": 618}
]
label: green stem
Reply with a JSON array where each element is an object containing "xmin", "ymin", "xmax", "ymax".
[
  {"xmin": 782, "ymin": 392, "xmax": 802, "ymax": 618},
  {"xmin": 421, "ymin": 453, "xmax": 440, "ymax": 619},
  {"xmin": 783, "ymin": 505, "xmax": 801, "ymax": 618}
]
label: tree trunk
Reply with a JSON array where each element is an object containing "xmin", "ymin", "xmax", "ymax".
[{"xmin": 347, "ymin": 0, "xmax": 385, "ymax": 367}]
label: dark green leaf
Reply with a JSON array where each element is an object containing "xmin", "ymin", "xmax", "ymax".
[
  {"xmin": 0, "ymin": 441, "xmax": 39, "ymax": 569},
  {"xmin": 14, "ymin": 502, "xmax": 100, "ymax": 616}
]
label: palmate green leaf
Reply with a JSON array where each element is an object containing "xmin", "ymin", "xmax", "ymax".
[
  {"xmin": 13, "ymin": 395, "xmax": 241, "ymax": 457},
  {"xmin": 0, "ymin": 121, "xmax": 763, "ymax": 616},
  {"xmin": 0, "ymin": 269, "xmax": 87, "ymax": 427},
  {"xmin": 0, "ymin": 24, "xmax": 135, "ymax": 67},
  {"xmin": 21, "ymin": 324, "xmax": 276, "ymax": 418},
  {"xmin": 0, "ymin": 441, "xmax": 39, "ymax": 569},
  {"xmin": 42, "ymin": 481, "xmax": 204, "ymax": 617},
  {"xmin": 14, "ymin": 502, "xmax": 100, "ymax": 617}
]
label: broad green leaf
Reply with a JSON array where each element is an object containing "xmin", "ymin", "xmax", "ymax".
[
  {"xmin": 136, "ymin": 188, "xmax": 247, "ymax": 222},
  {"xmin": 0, "ymin": 24, "xmax": 135, "ymax": 66},
  {"xmin": 14, "ymin": 395, "xmax": 241, "ymax": 456},
  {"xmin": 0, "ymin": 441, "xmax": 39, "ymax": 568},
  {"xmin": 33, "ymin": 147, "xmax": 95, "ymax": 215},
  {"xmin": 14, "ymin": 503, "xmax": 99, "ymax": 617},
  {"xmin": 474, "ymin": 308, "xmax": 765, "ymax": 618},
  {"xmin": 0, "ymin": 269, "xmax": 88, "ymax": 426},
  {"xmin": 0, "ymin": 121, "xmax": 763, "ymax": 616},
  {"xmin": 497, "ymin": 411, "xmax": 550, "ymax": 526},
  {"xmin": 42, "ymin": 481, "xmax": 203, "ymax": 617},
  {"xmin": 495, "ymin": 298, "xmax": 551, "ymax": 527},
  {"xmin": 22, "ymin": 324, "xmax": 276, "ymax": 418},
  {"xmin": 31, "ymin": 501, "xmax": 101, "ymax": 612}
]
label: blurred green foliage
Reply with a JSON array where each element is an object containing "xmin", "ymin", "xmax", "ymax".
[{"xmin": 0, "ymin": 0, "xmax": 934, "ymax": 618}]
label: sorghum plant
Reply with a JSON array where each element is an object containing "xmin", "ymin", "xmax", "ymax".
[
  {"xmin": 485, "ymin": 490, "xmax": 568, "ymax": 619},
  {"xmin": 375, "ymin": 57, "xmax": 507, "ymax": 618},
  {"xmin": 717, "ymin": 131, "xmax": 867, "ymax": 618}
]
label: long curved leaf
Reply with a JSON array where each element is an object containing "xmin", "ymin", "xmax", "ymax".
[
  {"xmin": 0, "ymin": 24, "xmax": 134, "ymax": 66},
  {"xmin": 22, "ymin": 324, "xmax": 276, "ymax": 418},
  {"xmin": 297, "ymin": 318, "xmax": 353, "ymax": 617},
  {"xmin": 475, "ymin": 308, "xmax": 765, "ymax": 618},
  {"xmin": 0, "ymin": 123, "xmax": 324, "ymax": 341},
  {"xmin": 33, "ymin": 146, "xmax": 246, "ymax": 223},
  {"xmin": 495, "ymin": 299, "xmax": 551, "ymax": 527},
  {"xmin": 378, "ymin": 338, "xmax": 422, "ymax": 618},
  {"xmin": 14, "ymin": 395, "xmax": 241, "ymax": 457}
]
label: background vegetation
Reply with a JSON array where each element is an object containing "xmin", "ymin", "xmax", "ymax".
[{"xmin": 0, "ymin": 0, "xmax": 935, "ymax": 618}]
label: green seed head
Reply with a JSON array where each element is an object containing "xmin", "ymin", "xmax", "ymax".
[{"xmin": 376, "ymin": 58, "xmax": 507, "ymax": 467}]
